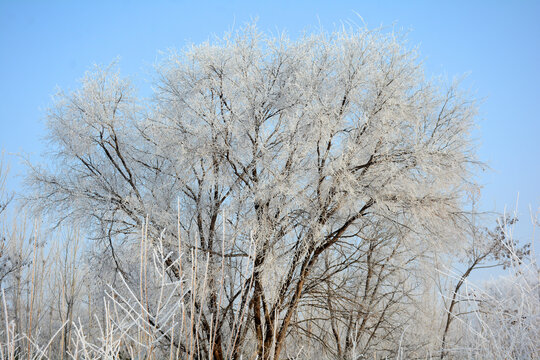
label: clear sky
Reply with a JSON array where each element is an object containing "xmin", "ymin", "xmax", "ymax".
[{"xmin": 1, "ymin": 1, "xmax": 539, "ymax": 235}]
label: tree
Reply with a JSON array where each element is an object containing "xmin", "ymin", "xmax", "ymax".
[
  {"xmin": 28, "ymin": 24, "xmax": 478, "ymax": 359},
  {"xmin": 440, "ymin": 212, "xmax": 532, "ymax": 359},
  {"xmin": 0, "ymin": 155, "xmax": 19, "ymax": 288}
]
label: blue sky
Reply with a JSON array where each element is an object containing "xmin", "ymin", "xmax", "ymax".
[{"xmin": 1, "ymin": 1, "xmax": 539, "ymax": 236}]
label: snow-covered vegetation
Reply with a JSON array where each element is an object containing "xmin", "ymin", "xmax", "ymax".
[{"xmin": 0, "ymin": 24, "xmax": 537, "ymax": 359}]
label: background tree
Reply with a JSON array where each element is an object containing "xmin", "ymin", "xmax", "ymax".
[
  {"xmin": 440, "ymin": 211, "xmax": 532, "ymax": 359},
  {"xmin": 27, "ymin": 24, "xmax": 479, "ymax": 359}
]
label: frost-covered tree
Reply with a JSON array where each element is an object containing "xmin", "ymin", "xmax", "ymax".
[{"xmin": 28, "ymin": 24, "xmax": 479, "ymax": 359}]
